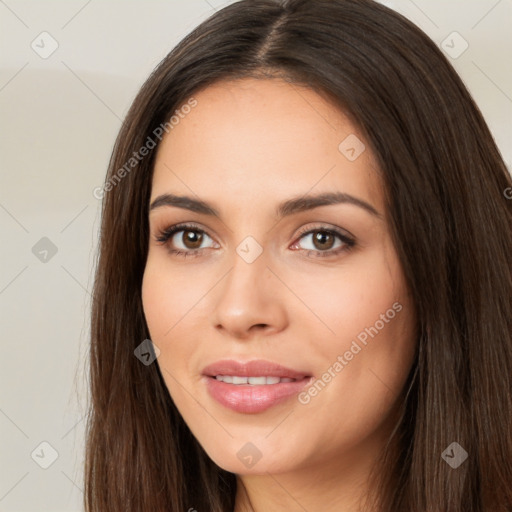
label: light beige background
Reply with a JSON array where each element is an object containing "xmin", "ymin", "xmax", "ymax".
[{"xmin": 0, "ymin": 1, "xmax": 510, "ymax": 510}]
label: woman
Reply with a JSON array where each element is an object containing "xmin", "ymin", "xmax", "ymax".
[{"xmin": 85, "ymin": 0, "xmax": 512, "ymax": 510}]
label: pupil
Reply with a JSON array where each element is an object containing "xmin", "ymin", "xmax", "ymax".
[
  {"xmin": 313, "ymin": 230, "xmax": 334, "ymax": 250},
  {"xmin": 183, "ymin": 230, "xmax": 202, "ymax": 249}
]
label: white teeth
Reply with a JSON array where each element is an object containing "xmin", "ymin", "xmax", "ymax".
[
  {"xmin": 248, "ymin": 376, "xmax": 266, "ymax": 385},
  {"xmin": 215, "ymin": 375, "xmax": 296, "ymax": 385}
]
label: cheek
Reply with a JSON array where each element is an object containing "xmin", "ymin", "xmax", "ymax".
[
  {"xmin": 141, "ymin": 261, "xmax": 195, "ymax": 415},
  {"xmin": 141, "ymin": 257, "xmax": 210, "ymax": 392},
  {"xmin": 287, "ymin": 245, "xmax": 407, "ymax": 344},
  {"xmin": 141, "ymin": 260, "xmax": 194, "ymax": 392},
  {"xmin": 141, "ymin": 258, "xmax": 207, "ymax": 340},
  {"xmin": 292, "ymin": 245, "xmax": 416, "ymax": 421},
  {"xmin": 301, "ymin": 301, "xmax": 415, "ymax": 456}
]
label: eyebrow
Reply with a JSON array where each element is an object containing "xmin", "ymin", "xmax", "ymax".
[{"xmin": 149, "ymin": 191, "xmax": 381, "ymax": 219}]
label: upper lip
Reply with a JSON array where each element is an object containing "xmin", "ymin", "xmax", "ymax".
[{"xmin": 202, "ymin": 359, "xmax": 310, "ymax": 379}]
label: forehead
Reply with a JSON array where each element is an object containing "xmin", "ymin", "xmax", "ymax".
[{"xmin": 151, "ymin": 78, "xmax": 384, "ymax": 215}]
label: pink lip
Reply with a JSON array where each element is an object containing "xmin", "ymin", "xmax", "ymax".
[{"xmin": 202, "ymin": 359, "xmax": 312, "ymax": 414}]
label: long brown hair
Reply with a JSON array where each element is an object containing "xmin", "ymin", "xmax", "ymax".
[{"xmin": 85, "ymin": 0, "xmax": 512, "ymax": 510}]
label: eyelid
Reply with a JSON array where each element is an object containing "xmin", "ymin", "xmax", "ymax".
[
  {"xmin": 293, "ymin": 222, "xmax": 355, "ymax": 241},
  {"xmin": 154, "ymin": 221, "xmax": 216, "ymax": 245}
]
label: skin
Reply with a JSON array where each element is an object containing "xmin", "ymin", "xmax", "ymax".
[{"xmin": 142, "ymin": 78, "xmax": 417, "ymax": 512}]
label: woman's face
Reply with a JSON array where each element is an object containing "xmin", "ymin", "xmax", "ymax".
[{"xmin": 142, "ymin": 78, "xmax": 417, "ymax": 476}]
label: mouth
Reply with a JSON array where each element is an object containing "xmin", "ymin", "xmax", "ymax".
[{"xmin": 202, "ymin": 359, "xmax": 313, "ymax": 414}]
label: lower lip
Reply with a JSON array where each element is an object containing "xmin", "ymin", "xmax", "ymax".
[{"xmin": 204, "ymin": 376, "xmax": 311, "ymax": 414}]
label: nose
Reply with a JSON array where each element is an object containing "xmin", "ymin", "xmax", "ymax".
[{"xmin": 210, "ymin": 251, "xmax": 288, "ymax": 340}]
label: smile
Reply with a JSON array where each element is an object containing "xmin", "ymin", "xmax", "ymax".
[{"xmin": 202, "ymin": 360, "xmax": 312, "ymax": 413}]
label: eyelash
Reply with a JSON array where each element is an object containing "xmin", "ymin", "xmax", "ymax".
[{"xmin": 154, "ymin": 222, "xmax": 356, "ymax": 259}]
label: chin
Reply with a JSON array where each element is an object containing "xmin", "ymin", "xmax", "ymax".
[{"xmin": 200, "ymin": 437, "xmax": 301, "ymax": 475}]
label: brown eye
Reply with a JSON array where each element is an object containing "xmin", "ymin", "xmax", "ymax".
[
  {"xmin": 155, "ymin": 224, "xmax": 217, "ymax": 253},
  {"xmin": 311, "ymin": 230, "xmax": 335, "ymax": 250},
  {"xmin": 180, "ymin": 229, "xmax": 204, "ymax": 249},
  {"xmin": 292, "ymin": 226, "xmax": 353, "ymax": 257}
]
